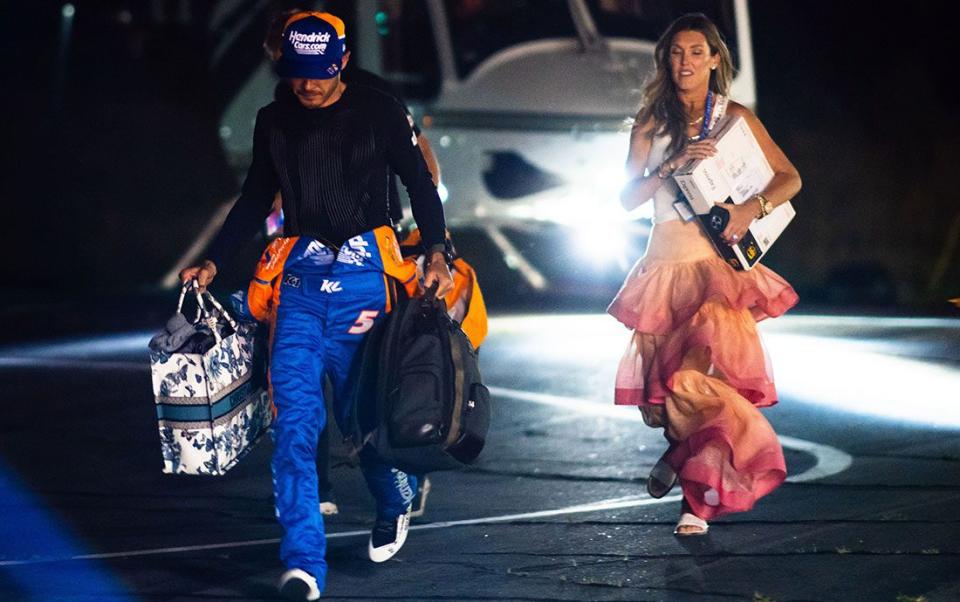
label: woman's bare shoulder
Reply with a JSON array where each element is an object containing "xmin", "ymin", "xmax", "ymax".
[
  {"xmin": 725, "ymin": 99, "xmax": 797, "ymax": 176},
  {"xmin": 725, "ymin": 100, "xmax": 755, "ymax": 119},
  {"xmin": 725, "ymin": 101, "xmax": 766, "ymax": 127}
]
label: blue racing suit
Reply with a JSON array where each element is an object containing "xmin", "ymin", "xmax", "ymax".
[
  {"xmin": 204, "ymin": 83, "xmax": 447, "ymax": 593},
  {"xmin": 266, "ymin": 230, "xmax": 417, "ymax": 588}
]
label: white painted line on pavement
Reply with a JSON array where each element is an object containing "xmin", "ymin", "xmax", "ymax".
[
  {"xmin": 0, "ymin": 494, "xmax": 682, "ymax": 567},
  {"xmin": 0, "ymin": 387, "xmax": 850, "ymax": 568},
  {"xmin": 405, "ymin": 493, "xmax": 684, "ymax": 530},
  {"xmin": 0, "ymin": 357, "xmax": 146, "ymax": 371},
  {"xmin": 777, "ymin": 435, "xmax": 853, "ymax": 483}
]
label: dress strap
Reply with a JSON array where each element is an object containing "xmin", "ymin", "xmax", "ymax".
[{"xmin": 708, "ymin": 94, "xmax": 728, "ymax": 132}]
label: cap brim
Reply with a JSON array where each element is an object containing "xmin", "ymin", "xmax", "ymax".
[{"xmin": 276, "ymin": 59, "xmax": 341, "ymax": 80}]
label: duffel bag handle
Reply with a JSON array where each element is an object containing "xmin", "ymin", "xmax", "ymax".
[
  {"xmin": 200, "ymin": 290, "xmax": 239, "ymax": 334},
  {"xmin": 177, "ymin": 280, "xmax": 239, "ymax": 344},
  {"xmin": 177, "ymin": 280, "xmax": 203, "ymax": 324},
  {"xmin": 420, "ymin": 282, "xmax": 439, "ymax": 310},
  {"xmin": 419, "ymin": 282, "xmax": 448, "ymax": 314},
  {"xmin": 179, "ymin": 280, "xmax": 220, "ymax": 343}
]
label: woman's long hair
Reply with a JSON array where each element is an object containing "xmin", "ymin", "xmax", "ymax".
[{"xmin": 637, "ymin": 13, "xmax": 735, "ymax": 155}]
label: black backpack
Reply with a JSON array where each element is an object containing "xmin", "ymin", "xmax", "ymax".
[{"xmin": 350, "ymin": 285, "xmax": 490, "ymax": 474}]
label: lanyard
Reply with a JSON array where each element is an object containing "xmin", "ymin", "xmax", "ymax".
[{"xmin": 698, "ymin": 90, "xmax": 714, "ymax": 140}]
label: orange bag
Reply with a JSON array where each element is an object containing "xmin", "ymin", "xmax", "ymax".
[{"xmin": 399, "ymin": 229, "xmax": 487, "ymax": 349}]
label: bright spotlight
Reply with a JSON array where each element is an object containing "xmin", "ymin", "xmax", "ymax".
[{"xmin": 575, "ymin": 221, "xmax": 628, "ymax": 264}]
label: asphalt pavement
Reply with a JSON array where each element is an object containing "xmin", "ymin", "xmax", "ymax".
[{"xmin": 1, "ymin": 310, "xmax": 958, "ymax": 601}]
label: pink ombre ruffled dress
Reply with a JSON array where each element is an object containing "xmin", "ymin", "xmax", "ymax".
[{"xmin": 607, "ymin": 129, "xmax": 798, "ymax": 520}]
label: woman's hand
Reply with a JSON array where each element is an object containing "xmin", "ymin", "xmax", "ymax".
[
  {"xmin": 665, "ymin": 139, "xmax": 717, "ymax": 173},
  {"xmin": 719, "ymin": 203, "xmax": 758, "ymax": 245}
]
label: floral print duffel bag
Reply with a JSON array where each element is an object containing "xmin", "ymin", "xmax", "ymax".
[{"xmin": 149, "ymin": 283, "xmax": 272, "ymax": 475}]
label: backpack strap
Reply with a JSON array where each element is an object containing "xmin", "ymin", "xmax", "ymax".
[{"xmin": 443, "ymin": 320, "xmax": 466, "ymax": 449}]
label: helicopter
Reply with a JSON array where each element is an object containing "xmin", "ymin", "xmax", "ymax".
[{"xmin": 173, "ymin": 0, "xmax": 757, "ymax": 294}]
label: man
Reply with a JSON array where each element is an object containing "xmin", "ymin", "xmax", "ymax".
[
  {"xmin": 261, "ymin": 9, "xmax": 440, "ymax": 520},
  {"xmin": 180, "ymin": 11, "xmax": 452, "ymax": 601},
  {"xmin": 262, "ymin": 8, "xmax": 442, "ymax": 198}
]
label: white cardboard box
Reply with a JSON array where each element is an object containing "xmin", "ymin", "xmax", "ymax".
[{"xmin": 672, "ymin": 114, "xmax": 795, "ymax": 270}]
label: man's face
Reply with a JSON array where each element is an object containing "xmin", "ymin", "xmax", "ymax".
[{"xmin": 290, "ymin": 75, "xmax": 342, "ymax": 109}]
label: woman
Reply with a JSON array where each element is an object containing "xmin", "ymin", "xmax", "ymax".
[{"xmin": 609, "ymin": 13, "xmax": 801, "ymax": 536}]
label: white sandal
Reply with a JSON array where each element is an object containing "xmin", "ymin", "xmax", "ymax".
[{"xmin": 673, "ymin": 512, "xmax": 709, "ymax": 536}]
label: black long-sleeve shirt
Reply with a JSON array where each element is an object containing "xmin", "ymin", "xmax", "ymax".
[{"xmin": 206, "ymin": 83, "xmax": 445, "ymax": 267}]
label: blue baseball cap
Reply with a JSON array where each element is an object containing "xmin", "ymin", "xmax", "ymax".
[{"xmin": 276, "ymin": 12, "xmax": 346, "ymax": 80}]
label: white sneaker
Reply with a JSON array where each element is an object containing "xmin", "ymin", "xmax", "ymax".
[
  {"xmin": 278, "ymin": 568, "xmax": 321, "ymax": 601},
  {"xmin": 367, "ymin": 507, "xmax": 411, "ymax": 563}
]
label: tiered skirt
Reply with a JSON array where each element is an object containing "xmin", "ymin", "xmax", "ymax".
[{"xmin": 608, "ymin": 220, "xmax": 798, "ymax": 519}]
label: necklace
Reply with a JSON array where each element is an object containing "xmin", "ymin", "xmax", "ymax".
[
  {"xmin": 687, "ymin": 115, "xmax": 704, "ymax": 126},
  {"xmin": 687, "ymin": 90, "xmax": 714, "ymax": 141}
]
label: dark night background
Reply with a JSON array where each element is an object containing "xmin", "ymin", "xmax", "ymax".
[
  {"xmin": 2, "ymin": 1, "xmax": 958, "ymax": 324},
  {"xmin": 2, "ymin": 6, "xmax": 959, "ymax": 600}
]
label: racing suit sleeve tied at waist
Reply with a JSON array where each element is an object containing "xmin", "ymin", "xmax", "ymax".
[{"xmin": 246, "ymin": 226, "xmax": 418, "ymax": 323}]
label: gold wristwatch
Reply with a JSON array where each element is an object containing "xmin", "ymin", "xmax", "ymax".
[{"xmin": 755, "ymin": 194, "xmax": 773, "ymax": 218}]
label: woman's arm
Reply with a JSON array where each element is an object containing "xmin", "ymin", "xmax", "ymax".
[
  {"xmin": 620, "ymin": 114, "xmax": 717, "ymax": 211},
  {"xmin": 619, "ymin": 116, "xmax": 666, "ymax": 211},
  {"xmin": 718, "ymin": 102, "xmax": 802, "ymax": 243}
]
